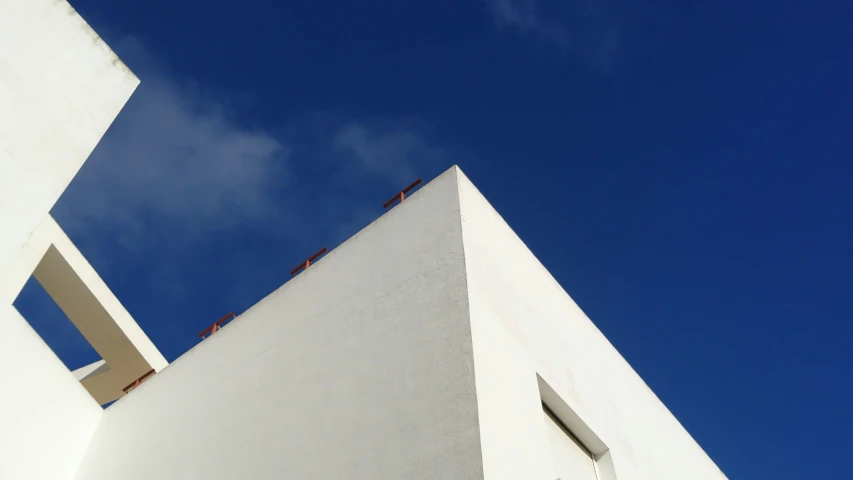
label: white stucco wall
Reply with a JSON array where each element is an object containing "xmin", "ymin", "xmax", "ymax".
[
  {"xmin": 456, "ymin": 167, "xmax": 727, "ymax": 480},
  {"xmin": 66, "ymin": 166, "xmax": 725, "ymax": 479},
  {"xmin": 73, "ymin": 168, "xmax": 484, "ymax": 480},
  {"xmin": 0, "ymin": 303, "xmax": 104, "ymax": 480},
  {"xmin": 0, "ymin": 0, "xmax": 139, "ymax": 278},
  {"xmin": 0, "ymin": 2, "xmax": 140, "ymax": 478}
]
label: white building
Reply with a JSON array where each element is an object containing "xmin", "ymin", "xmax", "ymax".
[{"xmin": 0, "ymin": 2, "xmax": 728, "ymax": 479}]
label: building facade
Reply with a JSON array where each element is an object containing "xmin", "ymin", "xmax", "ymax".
[
  {"xmin": 0, "ymin": 2, "xmax": 167, "ymax": 479},
  {"xmin": 0, "ymin": 2, "xmax": 728, "ymax": 479}
]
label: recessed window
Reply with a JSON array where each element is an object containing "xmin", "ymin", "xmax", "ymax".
[{"xmin": 543, "ymin": 403, "xmax": 598, "ymax": 480}]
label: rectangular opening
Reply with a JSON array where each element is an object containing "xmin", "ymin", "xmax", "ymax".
[
  {"xmin": 14, "ymin": 275, "xmax": 100, "ymax": 371},
  {"xmin": 537, "ymin": 374, "xmax": 618, "ymax": 480},
  {"xmin": 4, "ymin": 217, "xmax": 167, "ymax": 408},
  {"xmin": 543, "ymin": 402, "xmax": 599, "ymax": 480},
  {"xmin": 13, "ymin": 275, "xmax": 111, "ymax": 407}
]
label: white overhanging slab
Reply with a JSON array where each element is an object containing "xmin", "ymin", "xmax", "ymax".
[
  {"xmin": 0, "ymin": 0, "xmax": 139, "ymax": 280},
  {"xmin": 1, "ymin": 215, "xmax": 167, "ymax": 405}
]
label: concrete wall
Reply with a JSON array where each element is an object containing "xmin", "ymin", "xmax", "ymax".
[
  {"xmin": 0, "ymin": 2, "xmax": 140, "ymax": 478},
  {"xmin": 73, "ymin": 168, "xmax": 484, "ymax": 480},
  {"xmin": 0, "ymin": 0, "xmax": 138, "ymax": 278},
  {"xmin": 456, "ymin": 167, "xmax": 727, "ymax": 480}
]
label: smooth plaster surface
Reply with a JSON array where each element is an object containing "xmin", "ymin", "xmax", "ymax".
[
  {"xmin": 0, "ymin": 0, "xmax": 138, "ymax": 278},
  {"xmin": 457, "ymin": 167, "xmax": 728, "ymax": 480},
  {"xmin": 0, "ymin": 303, "xmax": 104, "ymax": 480},
  {"xmin": 73, "ymin": 168, "xmax": 484, "ymax": 480},
  {"xmin": 70, "ymin": 166, "xmax": 728, "ymax": 480}
]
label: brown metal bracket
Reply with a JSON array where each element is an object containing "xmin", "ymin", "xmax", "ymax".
[
  {"xmin": 199, "ymin": 312, "xmax": 237, "ymax": 339},
  {"xmin": 122, "ymin": 369, "xmax": 156, "ymax": 394},
  {"xmin": 290, "ymin": 248, "xmax": 328, "ymax": 276},
  {"xmin": 383, "ymin": 178, "xmax": 423, "ymax": 209}
]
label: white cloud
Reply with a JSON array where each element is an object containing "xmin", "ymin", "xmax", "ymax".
[
  {"xmin": 55, "ymin": 38, "xmax": 448, "ymax": 256},
  {"xmin": 483, "ymin": 0, "xmax": 629, "ymax": 70},
  {"xmin": 333, "ymin": 121, "xmax": 446, "ymax": 187},
  {"xmin": 487, "ymin": 0, "xmax": 553, "ymax": 36},
  {"xmin": 56, "ymin": 39, "xmax": 290, "ymax": 248}
]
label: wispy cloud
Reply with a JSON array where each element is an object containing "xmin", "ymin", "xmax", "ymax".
[
  {"xmin": 55, "ymin": 37, "xmax": 291, "ymax": 249},
  {"xmin": 334, "ymin": 121, "xmax": 447, "ymax": 186},
  {"xmin": 55, "ymin": 37, "xmax": 447, "ymax": 254},
  {"xmin": 483, "ymin": 0, "xmax": 640, "ymax": 70}
]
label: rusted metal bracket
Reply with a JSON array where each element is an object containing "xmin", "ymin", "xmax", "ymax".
[
  {"xmin": 199, "ymin": 312, "xmax": 237, "ymax": 339},
  {"xmin": 383, "ymin": 178, "xmax": 423, "ymax": 209},
  {"xmin": 122, "ymin": 369, "xmax": 156, "ymax": 394},
  {"xmin": 290, "ymin": 248, "xmax": 328, "ymax": 276}
]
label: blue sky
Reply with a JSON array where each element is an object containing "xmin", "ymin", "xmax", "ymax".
[{"xmin": 14, "ymin": 0, "xmax": 853, "ymax": 478}]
